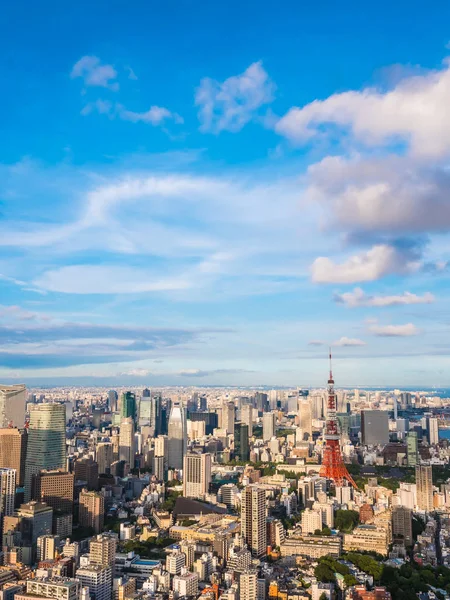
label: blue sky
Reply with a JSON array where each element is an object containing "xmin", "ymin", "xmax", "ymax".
[{"xmin": 2, "ymin": 0, "xmax": 450, "ymax": 387}]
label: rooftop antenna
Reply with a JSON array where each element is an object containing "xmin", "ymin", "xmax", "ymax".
[{"xmin": 328, "ymin": 347, "xmax": 333, "ymax": 383}]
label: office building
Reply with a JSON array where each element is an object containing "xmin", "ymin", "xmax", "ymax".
[
  {"xmin": 416, "ymin": 465, "xmax": 433, "ymax": 511},
  {"xmin": 234, "ymin": 422, "xmax": 249, "ymax": 462},
  {"xmin": 89, "ymin": 534, "xmax": 117, "ymax": 567},
  {"xmin": 166, "ymin": 550, "xmax": 186, "ymax": 575},
  {"xmin": 0, "ymin": 468, "xmax": 16, "ymax": 517},
  {"xmin": 32, "ymin": 469, "xmax": 74, "ymax": 514},
  {"xmin": 76, "ymin": 564, "xmax": 112, "ymax": 600},
  {"xmin": 173, "ymin": 570, "xmax": 199, "ymax": 597},
  {"xmin": 361, "ymin": 410, "xmax": 389, "ymax": 446},
  {"xmin": 298, "ymin": 399, "xmax": 313, "ymax": 441},
  {"xmin": 120, "ymin": 392, "xmax": 136, "ymax": 423},
  {"xmin": 241, "ymin": 405, "xmax": 253, "ymax": 437},
  {"xmin": 183, "ymin": 453, "xmax": 211, "ymax": 498},
  {"xmin": 220, "ymin": 401, "xmax": 235, "ymax": 434},
  {"xmin": 262, "ymin": 412, "xmax": 276, "ymax": 442},
  {"xmin": 425, "ymin": 416, "xmax": 439, "ymax": 445},
  {"xmin": 119, "ymin": 418, "xmax": 135, "ymax": 467},
  {"xmin": 301, "ymin": 508, "xmax": 322, "ymax": 534},
  {"xmin": 167, "ymin": 403, "xmax": 186, "ymax": 470},
  {"xmin": 392, "ymin": 506, "xmax": 412, "ymax": 545},
  {"xmin": 24, "ymin": 403, "xmax": 66, "ymax": 501},
  {"xmin": 17, "ymin": 578, "xmax": 81, "ymax": 600},
  {"xmin": 96, "ymin": 442, "xmax": 113, "ymax": 475},
  {"xmin": 108, "ymin": 390, "xmax": 118, "ymax": 413},
  {"xmin": 239, "ymin": 570, "xmax": 258, "ymax": 600},
  {"xmin": 75, "ymin": 457, "xmax": 99, "ymax": 490},
  {"xmin": 79, "ymin": 489, "xmax": 104, "ymax": 533},
  {"xmin": 344, "ymin": 524, "xmax": 389, "ymax": 556},
  {"xmin": 3, "ymin": 501, "xmax": 53, "ymax": 563},
  {"xmin": 36, "ymin": 534, "xmax": 60, "ymax": 561},
  {"xmin": 407, "ymin": 431, "xmax": 418, "ymax": 467},
  {"xmin": 241, "ymin": 485, "xmax": 267, "ymax": 557},
  {"xmin": 0, "ymin": 385, "xmax": 26, "ymax": 429},
  {"xmin": 0, "ymin": 428, "xmax": 27, "ymax": 486},
  {"xmin": 189, "ymin": 412, "xmax": 218, "ymax": 436}
]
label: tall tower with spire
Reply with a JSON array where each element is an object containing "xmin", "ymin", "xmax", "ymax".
[{"xmin": 320, "ymin": 352, "xmax": 357, "ymax": 488}]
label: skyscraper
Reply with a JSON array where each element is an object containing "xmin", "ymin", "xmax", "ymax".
[
  {"xmin": 107, "ymin": 390, "xmax": 118, "ymax": 413},
  {"xmin": 392, "ymin": 506, "xmax": 412, "ymax": 545},
  {"xmin": 298, "ymin": 399, "xmax": 313, "ymax": 441},
  {"xmin": 234, "ymin": 422, "xmax": 249, "ymax": 462},
  {"xmin": 79, "ymin": 489, "xmax": 104, "ymax": 533},
  {"xmin": 262, "ymin": 412, "xmax": 276, "ymax": 441},
  {"xmin": 241, "ymin": 405, "xmax": 253, "ymax": 437},
  {"xmin": 221, "ymin": 401, "xmax": 235, "ymax": 434},
  {"xmin": 120, "ymin": 392, "xmax": 137, "ymax": 423},
  {"xmin": 168, "ymin": 403, "xmax": 186, "ymax": 470},
  {"xmin": 407, "ymin": 431, "xmax": 418, "ymax": 467},
  {"xmin": 0, "ymin": 428, "xmax": 27, "ymax": 485},
  {"xmin": 89, "ymin": 533, "xmax": 117, "ymax": 567},
  {"xmin": 183, "ymin": 453, "xmax": 211, "ymax": 498},
  {"xmin": 24, "ymin": 403, "xmax": 66, "ymax": 501},
  {"xmin": 119, "ymin": 417, "xmax": 135, "ymax": 467},
  {"xmin": 96, "ymin": 442, "xmax": 113, "ymax": 475},
  {"xmin": 75, "ymin": 457, "xmax": 99, "ymax": 490},
  {"xmin": 416, "ymin": 465, "xmax": 433, "ymax": 511},
  {"xmin": 241, "ymin": 485, "xmax": 267, "ymax": 557},
  {"xmin": 361, "ymin": 410, "xmax": 389, "ymax": 446},
  {"xmin": 0, "ymin": 385, "xmax": 26, "ymax": 428},
  {"xmin": 0, "ymin": 468, "xmax": 16, "ymax": 517}
]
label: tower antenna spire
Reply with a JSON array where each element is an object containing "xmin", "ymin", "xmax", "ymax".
[{"xmin": 329, "ymin": 347, "xmax": 333, "ymax": 381}]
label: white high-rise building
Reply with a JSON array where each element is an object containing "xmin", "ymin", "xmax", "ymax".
[
  {"xmin": 0, "ymin": 384, "xmax": 26, "ymax": 428},
  {"xmin": 24, "ymin": 403, "xmax": 66, "ymax": 501},
  {"xmin": 119, "ymin": 417, "xmax": 135, "ymax": 466},
  {"xmin": 298, "ymin": 399, "xmax": 313, "ymax": 441},
  {"xmin": 173, "ymin": 570, "xmax": 199, "ymax": 597},
  {"xmin": 301, "ymin": 508, "xmax": 322, "ymax": 534},
  {"xmin": 241, "ymin": 485, "xmax": 267, "ymax": 557},
  {"xmin": 37, "ymin": 534, "xmax": 60, "ymax": 561},
  {"xmin": 0, "ymin": 468, "xmax": 16, "ymax": 516},
  {"xmin": 183, "ymin": 453, "xmax": 211, "ymax": 498},
  {"xmin": 76, "ymin": 564, "xmax": 112, "ymax": 600},
  {"xmin": 428, "ymin": 418, "xmax": 439, "ymax": 445},
  {"xmin": 220, "ymin": 401, "xmax": 235, "ymax": 434},
  {"xmin": 262, "ymin": 412, "xmax": 276, "ymax": 442},
  {"xmin": 241, "ymin": 405, "xmax": 253, "ymax": 437},
  {"xmin": 168, "ymin": 404, "xmax": 186, "ymax": 470}
]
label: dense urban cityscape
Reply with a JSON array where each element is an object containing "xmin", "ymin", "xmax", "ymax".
[{"xmin": 0, "ymin": 367, "xmax": 450, "ymax": 600}]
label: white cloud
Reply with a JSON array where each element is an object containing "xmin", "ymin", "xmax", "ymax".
[
  {"xmin": 332, "ymin": 337, "xmax": 366, "ymax": 347},
  {"xmin": 308, "ymin": 340, "xmax": 325, "ymax": 346},
  {"xmin": 118, "ymin": 104, "xmax": 183, "ymax": 125},
  {"xmin": 195, "ymin": 61, "xmax": 275, "ymax": 133},
  {"xmin": 33, "ymin": 265, "xmax": 192, "ymax": 295},
  {"xmin": 121, "ymin": 368, "xmax": 151, "ymax": 377},
  {"xmin": 71, "ymin": 56, "xmax": 119, "ymax": 91},
  {"xmin": 369, "ymin": 323, "xmax": 419, "ymax": 337},
  {"xmin": 306, "ymin": 154, "xmax": 450, "ymax": 235},
  {"xmin": 311, "ymin": 244, "xmax": 419, "ymax": 284},
  {"xmin": 276, "ymin": 58, "xmax": 450, "ymax": 157},
  {"xmin": 80, "ymin": 101, "xmax": 183, "ymax": 127},
  {"xmin": 334, "ymin": 287, "xmax": 435, "ymax": 308},
  {"xmin": 125, "ymin": 66, "xmax": 138, "ymax": 80}
]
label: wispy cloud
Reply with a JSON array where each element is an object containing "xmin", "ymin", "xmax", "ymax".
[
  {"xmin": 369, "ymin": 323, "xmax": 420, "ymax": 337},
  {"xmin": 71, "ymin": 56, "xmax": 119, "ymax": 91},
  {"xmin": 334, "ymin": 287, "xmax": 435, "ymax": 308},
  {"xmin": 82, "ymin": 101, "xmax": 183, "ymax": 126},
  {"xmin": 332, "ymin": 336, "xmax": 366, "ymax": 347},
  {"xmin": 311, "ymin": 244, "xmax": 420, "ymax": 284},
  {"xmin": 196, "ymin": 61, "xmax": 275, "ymax": 133}
]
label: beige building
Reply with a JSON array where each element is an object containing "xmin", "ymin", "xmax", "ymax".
[
  {"xmin": 241, "ymin": 485, "xmax": 267, "ymax": 557},
  {"xmin": 36, "ymin": 534, "xmax": 60, "ymax": 561},
  {"xmin": 79, "ymin": 489, "xmax": 104, "ymax": 533},
  {"xmin": 119, "ymin": 417, "xmax": 135, "ymax": 467},
  {"xmin": 96, "ymin": 442, "xmax": 113, "ymax": 475},
  {"xmin": 344, "ymin": 524, "xmax": 389, "ymax": 556},
  {"xmin": 90, "ymin": 533, "xmax": 117, "ymax": 567},
  {"xmin": 240, "ymin": 569, "xmax": 258, "ymax": 600},
  {"xmin": 15, "ymin": 578, "xmax": 80, "ymax": 600},
  {"xmin": 416, "ymin": 465, "xmax": 433, "ymax": 512},
  {"xmin": 280, "ymin": 534, "xmax": 341, "ymax": 559},
  {"xmin": 0, "ymin": 385, "xmax": 26, "ymax": 429},
  {"xmin": 183, "ymin": 453, "xmax": 211, "ymax": 498},
  {"xmin": 301, "ymin": 508, "xmax": 322, "ymax": 534},
  {"xmin": 0, "ymin": 428, "xmax": 27, "ymax": 485}
]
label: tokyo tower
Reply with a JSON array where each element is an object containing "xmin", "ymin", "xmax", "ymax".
[{"xmin": 320, "ymin": 352, "xmax": 357, "ymax": 488}]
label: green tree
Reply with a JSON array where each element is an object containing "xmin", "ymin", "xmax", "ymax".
[{"xmin": 335, "ymin": 509, "xmax": 359, "ymax": 532}]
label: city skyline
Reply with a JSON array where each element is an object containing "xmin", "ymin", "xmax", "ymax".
[{"xmin": 2, "ymin": 2, "xmax": 450, "ymax": 386}]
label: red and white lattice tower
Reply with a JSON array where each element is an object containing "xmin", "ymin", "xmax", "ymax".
[{"xmin": 320, "ymin": 351, "xmax": 357, "ymax": 488}]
